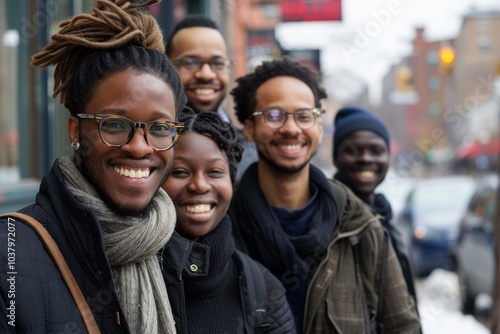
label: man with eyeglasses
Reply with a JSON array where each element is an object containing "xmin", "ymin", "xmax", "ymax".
[
  {"xmin": 166, "ymin": 15, "xmax": 257, "ymax": 180},
  {"xmin": 75, "ymin": 114, "xmax": 184, "ymax": 152},
  {"xmin": 229, "ymin": 57, "xmax": 421, "ymax": 334},
  {"xmin": 0, "ymin": 1, "xmax": 186, "ymax": 333}
]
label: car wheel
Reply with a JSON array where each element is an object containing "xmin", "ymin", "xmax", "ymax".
[{"xmin": 457, "ymin": 263, "xmax": 475, "ymax": 314}]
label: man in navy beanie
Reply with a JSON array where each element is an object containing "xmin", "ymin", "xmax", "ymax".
[
  {"xmin": 333, "ymin": 106, "xmax": 390, "ymax": 159},
  {"xmin": 332, "ymin": 106, "xmax": 420, "ymax": 324},
  {"xmin": 332, "ymin": 106, "xmax": 391, "ymax": 199}
]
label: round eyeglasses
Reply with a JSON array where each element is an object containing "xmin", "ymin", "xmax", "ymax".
[
  {"xmin": 251, "ymin": 107, "xmax": 324, "ymax": 129},
  {"xmin": 173, "ymin": 56, "xmax": 233, "ymax": 74},
  {"xmin": 76, "ymin": 114, "xmax": 184, "ymax": 151}
]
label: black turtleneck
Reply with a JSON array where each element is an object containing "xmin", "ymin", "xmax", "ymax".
[{"xmin": 182, "ymin": 216, "xmax": 244, "ymax": 333}]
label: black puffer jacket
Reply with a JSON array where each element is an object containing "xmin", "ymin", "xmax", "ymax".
[
  {"xmin": 161, "ymin": 221, "xmax": 296, "ymax": 334},
  {"xmin": 0, "ymin": 160, "xmax": 130, "ymax": 333}
]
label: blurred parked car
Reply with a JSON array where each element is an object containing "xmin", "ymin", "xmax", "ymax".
[
  {"xmin": 452, "ymin": 174, "xmax": 498, "ymax": 315},
  {"xmin": 396, "ymin": 175, "xmax": 477, "ymax": 277}
]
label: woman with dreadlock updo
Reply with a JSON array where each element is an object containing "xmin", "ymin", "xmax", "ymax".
[
  {"xmin": 0, "ymin": 1, "xmax": 185, "ymax": 333},
  {"xmin": 160, "ymin": 108, "xmax": 296, "ymax": 333}
]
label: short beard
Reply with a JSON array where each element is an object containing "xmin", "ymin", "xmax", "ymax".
[
  {"xmin": 257, "ymin": 150, "xmax": 316, "ymax": 174},
  {"xmin": 187, "ymin": 99, "xmax": 223, "ymax": 113},
  {"xmin": 76, "ymin": 155, "xmax": 174, "ymax": 218},
  {"xmin": 109, "ymin": 201, "xmax": 152, "ymax": 218}
]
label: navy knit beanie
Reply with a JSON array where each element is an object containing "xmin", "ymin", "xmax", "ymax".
[{"xmin": 332, "ymin": 106, "xmax": 390, "ymax": 158}]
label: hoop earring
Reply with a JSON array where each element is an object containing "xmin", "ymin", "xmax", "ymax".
[{"xmin": 71, "ymin": 142, "xmax": 80, "ymax": 151}]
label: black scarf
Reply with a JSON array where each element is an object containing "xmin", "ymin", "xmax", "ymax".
[
  {"xmin": 373, "ymin": 193, "xmax": 393, "ymax": 227},
  {"xmin": 233, "ymin": 163, "xmax": 337, "ymax": 279}
]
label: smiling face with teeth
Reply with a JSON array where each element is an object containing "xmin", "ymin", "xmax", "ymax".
[
  {"xmin": 334, "ymin": 131, "xmax": 390, "ymax": 204},
  {"xmin": 162, "ymin": 132, "xmax": 232, "ymax": 240},
  {"xmin": 244, "ymin": 76, "xmax": 323, "ymax": 175},
  {"xmin": 169, "ymin": 27, "xmax": 229, "ymax": 113},
  {"xmin": 68, "ymin": 70, "xmax": 177, "ymax": 215}
]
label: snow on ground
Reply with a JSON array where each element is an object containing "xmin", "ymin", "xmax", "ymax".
[{"xmin": 416, "ymin": 269, "xmax": 489, "ymax": 333}]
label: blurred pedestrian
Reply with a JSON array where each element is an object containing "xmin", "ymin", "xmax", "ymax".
[
  {"xmin": 166, "ymin": 15, "xmax": 257, "ymax": 180},
  {"xmin": 229, "ymin": 57, "xmax": 421, "ymax": 333},
  {"xmin": 161, "ymin": 108, "xmax": 296, "ymax": 333},
  {"xmin": 332, "ymin": 106, "xmax": 420, "ymax": 315},
  {"xmin": 0, "ymin": 1, "xmax": 186, "ymax": 333}
]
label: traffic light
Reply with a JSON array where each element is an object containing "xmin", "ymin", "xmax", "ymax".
[
  {"xmin": 439, "ymin": 46, "xmax": 455, "ymax": 75},
  {"xmin": 395, "ymin": 66, "xmax": 413, "ymax": 92}
]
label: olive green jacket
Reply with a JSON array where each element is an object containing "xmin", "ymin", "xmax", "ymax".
[{"xmin": 303, "ymin": 180, "xmax": 420, "ymax": 334}]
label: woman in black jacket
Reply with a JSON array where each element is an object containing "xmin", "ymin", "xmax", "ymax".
[{"xmin": 161, "ymin": 108, "xmax": 296, "ymax": 333}]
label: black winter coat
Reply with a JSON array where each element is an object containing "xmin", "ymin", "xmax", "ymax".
[
  {"xmin": 160, "ymin": 229, "xmax": 296, "ymax": 333},
  {"xmin": 0, "ymin": 160, "xmax": 131, "ymax": 333}
]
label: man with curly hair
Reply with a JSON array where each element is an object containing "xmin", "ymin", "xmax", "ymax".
[{"xmin": 230, "ymin": 57, "xmax": 421, "ymax": 334}]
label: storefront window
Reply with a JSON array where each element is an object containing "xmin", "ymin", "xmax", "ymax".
[
  {"xmin": 0, "ymin": 0, "xmax": 94, "ymax": 212},
  {"xmin": 0, "ymin": 0, "xmax": 182, "ymax": 213}
]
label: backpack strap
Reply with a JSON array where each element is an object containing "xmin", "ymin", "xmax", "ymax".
[
  {"xmin": 349, "ymin": 227, "xmax": 389, "ymax": 334},
  {"xmin": 1, "ymin": 212, "xmax": 101, "ymax": 334},
  {"xmin": 373, "ymin": 228, "xmax": 389, "ymax": 334},
  {"xmin": 328, "ymin": 179, "xmax": 347, "ymax": 221},
  {"xmin": 233, "ymin": 250, "xmax": 269, "ymax": 332},
  {"xmin": 347, "ymin": 235, "xmax": 368, "ymax": 327}
]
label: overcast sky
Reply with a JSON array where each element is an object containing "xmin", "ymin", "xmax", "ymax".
[{"xmin": 275, "ymin": 0, "xmax": 500, "ymax": 104}]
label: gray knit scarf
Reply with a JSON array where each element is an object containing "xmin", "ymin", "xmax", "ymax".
[{"xmin": 58, "ymin": 156, "xmax": 176, "ymax": 334}]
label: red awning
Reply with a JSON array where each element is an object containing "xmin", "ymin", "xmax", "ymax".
[{"xmin": 455, "ymin": 139, "xmax": 500, "ymax": 159}]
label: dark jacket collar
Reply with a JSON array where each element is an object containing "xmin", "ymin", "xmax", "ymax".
[{"xmin": 23, "ymin": 158, "xmax": 130, "ymax": 333}]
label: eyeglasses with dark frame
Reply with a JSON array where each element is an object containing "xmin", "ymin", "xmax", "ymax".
[
  {"xmin": 173, "ymin": 56, "xmax": 234, "ymax": 73},
  {"xmin": 76, "ymin": 114, "xmax": 184, "ymax": 151},
  {"xmin": 251, "ymin": 107, "xmax": 324, "ymax": 129}
]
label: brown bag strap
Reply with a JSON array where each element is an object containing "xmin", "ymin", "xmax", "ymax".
[{"xmin": 1, "ymin": 212, "xmax": 101, "ymax": 334}]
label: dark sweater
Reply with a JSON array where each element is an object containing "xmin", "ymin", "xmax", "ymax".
[{"xmin": 182, "ymin": 218, "xmax": 243, "ymax": 333}]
